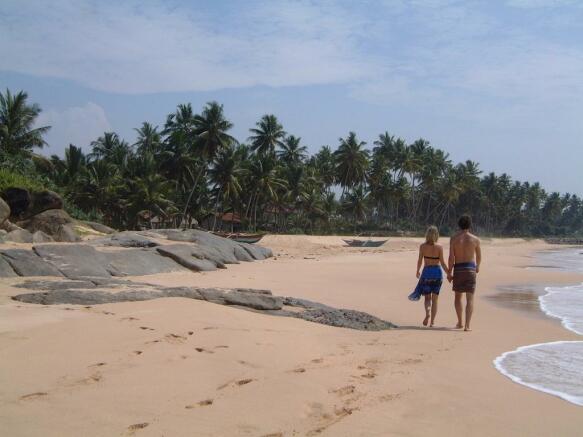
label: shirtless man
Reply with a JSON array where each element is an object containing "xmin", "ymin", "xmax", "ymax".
[{"xmin": 448, "ymin": 215, "xmax": 481, "ymax": 331}]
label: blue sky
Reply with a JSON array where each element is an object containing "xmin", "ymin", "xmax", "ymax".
[{"xmin": 1, "ymin": 0, "xmax": 582, "ymax": 194}]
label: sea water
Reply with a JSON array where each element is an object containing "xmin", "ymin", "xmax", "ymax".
[{"xmin": 494, "ymin": 250, "xmax": 583, "ymax": 406}]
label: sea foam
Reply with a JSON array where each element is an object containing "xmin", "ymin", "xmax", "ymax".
[{"xmin": 494, "ymin": 250, "xmax": 583, "ymax": 406}]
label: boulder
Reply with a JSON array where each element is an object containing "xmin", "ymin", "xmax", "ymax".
[
  {"xmin": 32, "ymin": 231, "xmax": 54, "ymax": 243},
  {"xmin": 0, "ymin": 255, "xmax": 17, "ymax": 277},
  {"xmin": 33, "ymin": 244, "xmax": 112, "ymax": 278},
  {"xmin": 0, "ymin": 229, "xmax": 6, "ymax": 243},
  {"xmin": 0, "ymin": 249, "xmax": 63, "ymax": 277},
  {"xmin": 163, "ymin": 229, "xmax": 240, "ymax": 263},
  {"xmin": 106, "ymin": 249, "xmax": 187, "ymax": 276},
  {"xmin": 0, "ymin": 197, "xmax": 9, "ymax": 225},
  {"xmin": 18, "ymin": 209, "xmax": 80, "ymax": 242},
  {"xmin": 156, "ymin": 244, "xmax": 218, "ymax": 272},
  {"xmin": 24, "ymin": 190, "xmax": 64, "ymax": 218},
  {"xmin": 0, "ymin": 220, "xmax": 23, "ymax": 232},
  {"xmin": 2, "ymin": 188, "xmax": 30, "ymax": 218},
  {"xmin": 5, "ymin": 229, "xmax": 34, "ymax": 243},
  {"xmin": 238, "ymin": 242, "xmax": 272, "ymax": 260}
]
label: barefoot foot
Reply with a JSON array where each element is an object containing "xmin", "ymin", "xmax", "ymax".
[
  {"xmin": 455, "ymin": 323, "xmax": 463, "ymax": 329},
  {"xmin": 464, "ymin": 327, "xmax": 472, "ymax": 332},
  {"xmin": 423, "ymin": 315, "xmax": 430, "ymax": 326}
]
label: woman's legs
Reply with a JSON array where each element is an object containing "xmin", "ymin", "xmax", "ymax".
[
  {"xmin": 430, "ymin": 293, "xmax": 439, "ymax": 327},
  {"xmin": 423, "ymin": 294, "xmax": 431, "ymax": 326}
]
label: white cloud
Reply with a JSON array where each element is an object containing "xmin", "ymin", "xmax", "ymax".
[
  {"xmin": 36, "ymin": 102, "xmax": 111, "ymax": 154},
  {"xmin": 0, "ymin": 0, "xmax": 376, "ymax": 94}
]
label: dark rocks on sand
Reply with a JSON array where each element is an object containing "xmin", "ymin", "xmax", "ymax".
[
  {"xmin": 82, "ymin": 221, "xmax": 116, "ymax": 234},
  {"xmin": 11, "ymin": 279, "xmax": 395, "ymax": 331},
  {"xmin": 32, "ymin": 230, "xmax": 54, "ymax": 243},
  {"xmin": 24, "ymin": 190, "xmax": 64, "ymax": 219},
  {"xmin": 17, "ymin": 209, "xmax": 80, "ymax": 242},
  {"xmin": 5, "ymin": 229, "xmax": 34, "ymax": 243},
  {"xmin": 0, "ymin": 255, "xmax": 17, "ymax": 277},
  {"xmin": 0, "ymin": 249, "xmax": 63, "ymax": 277},
  {"xmin": 33, "ymin": 244, "xmax": 113, "ymax": 278},
  {"xmin": 156, "ymin": 244, "xmax": 218, "ymax": 271},
  {"xmin": 106, "ymin": 249, "xmax": 188, "ymax": 276},
  {"xmin": 96, "ymin": 231, "xmax": 159, "ymax": 248}
]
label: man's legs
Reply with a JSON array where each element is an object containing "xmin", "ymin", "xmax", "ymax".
[
  {"xmin": 430, "ymin": 293, "xmax": 438, "ymax": 327},
  {"xmin": 465, "ymin": 292, "xmax": 474, "ymax": 331},
  {"xmin": 423, "ymin": 294, "xmax": 431, "ymax": 326},
  {"xmin": 454, "ymin": 292, "xmax": 463, "ymax": 328}
]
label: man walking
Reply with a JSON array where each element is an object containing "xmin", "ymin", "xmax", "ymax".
[{"xmin": 448, "ymin": 215, "xmax": 481, "ymax": 331}]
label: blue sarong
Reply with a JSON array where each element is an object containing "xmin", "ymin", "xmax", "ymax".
[{"xmin": 408, "ymin": 265, "xmax": 443, "ymax": 301}]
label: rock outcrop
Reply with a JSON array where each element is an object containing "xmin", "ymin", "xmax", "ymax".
[
  {"xmin": 17, "ymin": 209, "xmax": 80, "ymax": 242},
  {"xmin": 0, "ymin": 198, "xmax": 9, "ymax": 225},
  {"xmin": 0, "ymin": 229, "xmax": 273, "ymax": 279},
  {"xmin": 11, "ymin": 279, "xmax": 397, "ymax": 331}
]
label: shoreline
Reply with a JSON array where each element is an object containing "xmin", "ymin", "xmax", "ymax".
[{"xmin": 1, "ymin": 237, "xmax": 583, "ymax": 435}]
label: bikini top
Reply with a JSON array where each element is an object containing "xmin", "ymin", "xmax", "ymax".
[{"xmin": 424, "ymin": 255, "xmax": 440, "ymax": 260}]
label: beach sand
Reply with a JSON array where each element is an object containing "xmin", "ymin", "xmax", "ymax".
[{"xmin": 1, "ymin": 236, "xmax": 582, "ymax": 436}]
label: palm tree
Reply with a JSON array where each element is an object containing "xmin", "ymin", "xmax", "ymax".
[
  {"xmin": 180, "ymin": 102, "xmax": 237, "ymax": 226},
  {"xmin": 334, "ymin": 132, "xmax": 369, "ymax": 194},
  {"xmin": 277, "ymin": 135, "xmax": 307, "ymax": 165},
  {"xmin": 314, "ymin": 145, "xmax": 336, "ymax": 191},
  {"xmin": 0, "ymin": 89, "xmax": 50, "ymax": 156},
  {"xmin": 342, "ymin": 185, "xmax": 369, "ymax": 230},
  {"xmin": 208, "ymin": 145, "xmax": 244, "ymax": 230},
  {"xmin": 134, "ymin": 122, "xmax": 161, "ymax": 155},
  {"xmin": 248, "ymin": 114, "xmax": 286, "ymax": 156},
  {"xmin": 89, "ymin": 132, "xmax": 132, "ymax": 167},
  {"xmin": 127, "ymin": 173, "xmax": 174, "ymax": 229},
  {"xmin": 246, "ymin": 155, "xmax": 287, "ymax": 230}
]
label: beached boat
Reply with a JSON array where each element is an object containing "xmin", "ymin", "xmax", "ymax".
[
  {"xmin": 343, "ymin": 239, "xmax": 388, "ymax": 247},
  {"xmin": 213, "ymin": 232, "xmax": 265, "ymax": 244}
]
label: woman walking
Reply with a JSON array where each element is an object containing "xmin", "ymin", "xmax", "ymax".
[{"xmin": 408, "ymin": 226, "xmax": 449, "ymax": 327}]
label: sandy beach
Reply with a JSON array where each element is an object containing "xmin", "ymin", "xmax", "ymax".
[{"xmin": 1, "ymin": 236, "xmax": 582, "ymax": 436}]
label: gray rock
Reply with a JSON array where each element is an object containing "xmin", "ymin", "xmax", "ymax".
[
  {"xmin": 0, "ymin": 220, "xmax": 23, "ymax": 232},
  {"xmin": 54, "ymin": 224, "xmax": 80, "ymax": 242},
  {"xmin": 0, "ymin": 249, "xmax": 63, "ymax": 277},
  {"xmin": 233, "ymin": 245, "xmax": 254, "ymax": 262},
  {"xmin": 95, "ymin": 231, "xmax": 159, "ymax": 248},
  {"xmin": 32, "ymin": 231, "xmax": 54, "ymax": 243},
  {"xmin": 5, "ymin": 229, "xmax": 34, "ymax": 243},
  {"xmin": 238, "ymin": 242, "xmax": 272, "ymax": 260},
  {"xmin": 156, "ymin": 245, "xmax": 218, "ymax": 271},
  {"xmin": 14, "ymin": 279, "xmax": 97, "ymax": 290},
  {"xmin": 0, "ymin": 197, "xmax": 9, "ymax": 225},
  {"xmin": 82, "ymin": 221, "xmax": 116, "ymax": 234},
  {"xmin": 0, "ymin": 255, "xmax": 17, "ymax": 277},
  {"xmin": 0, "ymin": 229, "xmax": 6, "ymax": 243},
  {"xmin": 106, "ymin": 249, "xmax": 187, "ymax": 276},
  {"xmin": 33, "ymin": 244, "xmax": 112, "ymax": 278},
  {"xmin": 9, "ymin": 280, "xmax": 395, "ymax": 330},
  {"xmin": 17, "ymin": 209, "xmax": 80, "ymax": 242}
]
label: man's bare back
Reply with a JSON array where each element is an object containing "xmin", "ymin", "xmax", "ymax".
[{"xmin": 450, "ymin": 231, "xmax": 481, "ymax": 272}]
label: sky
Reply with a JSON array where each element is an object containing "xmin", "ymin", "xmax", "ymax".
[{"xmin": 1, "ymin": 0, "xmax": 582, "ymax": 194}]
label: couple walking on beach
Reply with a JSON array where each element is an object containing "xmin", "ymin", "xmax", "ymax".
[{"xmin": 408, "ymin": 215, "xmax": 481, "ymax": 331}]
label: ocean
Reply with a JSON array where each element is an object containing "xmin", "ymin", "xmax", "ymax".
[{"xmin": 494, "ymin": 248, "xmax": 583, "ymax": 406}]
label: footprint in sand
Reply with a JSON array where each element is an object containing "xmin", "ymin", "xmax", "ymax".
[
  {"xmin": 311, "ymin": 358, "xmax": 324, "ymax": 364},
  {"xmin": 261, "ymin": 433, "xmax": 284, "ymax": 437},
  {"xmin": 133, "ymin": 350, "xmax": 143, "ymax": 355},
  {"xmin": 185, "ymin": 399, "xmax": 213, "ymax": 409},
  {"xmin": 164, "ymin": 333, "xmax": 186, "ymax": 344},
  {"xmin": 76, "ymin": 372, "xmax": 102, "ymax": 385},
  {"xmin": 288, "ymin": 367, "xmax": 306, "ymax": 374},
  {"xmin": 19, "ymin": 392, "xmax": 48, "ymax": 401},
  {"xmin": 195, "ymin": 347, "xmax": 214, "ymax": 354},
  {"xmin": 89, "ymin": 362, "xmax": 107, "ymax": 368},
  {"xmin": 102, "ymin": 311, "xmax": 115, "ymax": 316},
  {"xmin": 217, "ymin": 378, "xmax": 256, "ymax": 390},
  {"xmin": 139, "ymin": 326, "xmax": 155, "ymax": 331},
  {"xmin": 121, "ymin": 317, "xmax": 139, "ymax": 321},
  {"xmin": 331, "ymin": 385, "xmax": 356, "ymax": 396},
  {"xmin": 125, "ymin": 422, "xmax": 149, "ymax": 435},
  {"xmin": 188, "ymin": 331, "xmax": 194, "ymax": 335},
  {"xmin": 214, "ymin": 345, "xmax": 229, "ymax": 349}
]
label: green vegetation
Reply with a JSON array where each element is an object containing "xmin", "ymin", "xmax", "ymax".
[{"xmin": 1, "ymin": 88, "xmax": 582, "ymax": 236}]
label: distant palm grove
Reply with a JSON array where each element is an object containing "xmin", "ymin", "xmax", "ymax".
[{"xmin": 1, "ymin": 89, "xmax": 582, "ymax": 237}]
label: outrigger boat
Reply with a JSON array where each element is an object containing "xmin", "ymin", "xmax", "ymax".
[
  {"xmin": 213, "ymin": 232, "xmax": 265, "ymax": 244},
  {"xmin": 343, "ymin": 239, "xmax": 388, "ymax": 247}
]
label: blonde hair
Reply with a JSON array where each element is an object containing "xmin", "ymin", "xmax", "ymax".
[{"xmin": 425, "ymin": 226, "xmax": 439, "ymax": 244}]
